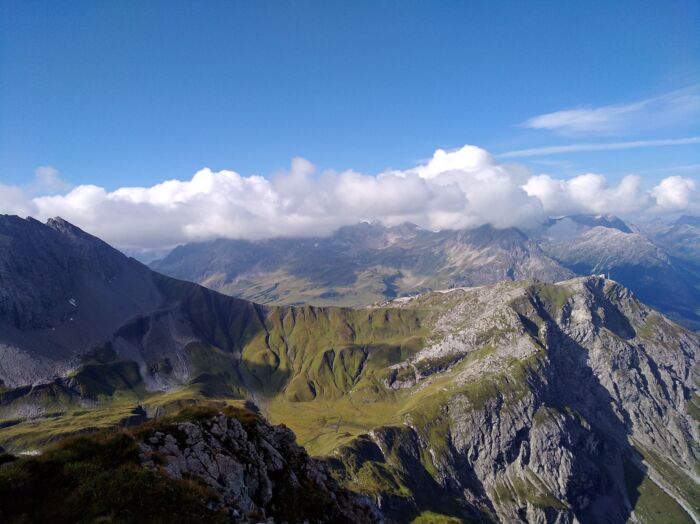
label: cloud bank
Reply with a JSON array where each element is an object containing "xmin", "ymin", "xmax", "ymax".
[{"xmin": 2, "ymin": 145, "xmax": 698, "ymax": 250}]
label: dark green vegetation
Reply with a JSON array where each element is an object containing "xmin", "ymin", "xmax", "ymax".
[
  {"xmin": 0, "ymin": 426, "xmax": 227, "ymax": 524},
  {"xmin": 0, "ymin": 405, "xmax": 375, "ymax": 524}
]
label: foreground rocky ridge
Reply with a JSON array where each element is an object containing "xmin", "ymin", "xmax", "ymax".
[{"xmin": 0, "ymin": 406, "xmax": 379, "ymax": 523}]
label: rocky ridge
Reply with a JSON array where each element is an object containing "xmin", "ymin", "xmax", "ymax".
[
  {"xmin": 329, "ymin": 278, "xmax": 700, "ymax": 523},
  {"xmin": 0, "ymin": 406, "xmax": 380, "ymax": 523},
  {"xmin": 137, "ymin": 408, "xmax": 380, "ymax": 523}
]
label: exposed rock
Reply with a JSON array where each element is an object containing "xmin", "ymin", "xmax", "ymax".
[
  {"xmin": 334, "ymin": 278, "xmax": 700, "ymax": 523},
  {"xmin": 137, "ymin": 409, "xmax": 381, "ymax": 523}
]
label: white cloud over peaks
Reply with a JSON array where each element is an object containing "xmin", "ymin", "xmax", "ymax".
[
  {"xmin": 2, "ymin": 146, "xmax": 699, "ymax": 250},
  {"xmin": 650, "ymin": 176, "xmax": 698, "ymax": 211},
  {"xmin": 523, "ymin": 174, "xmax": 651, "ymax": 216},
  {"xmin": 0, "ymin": 166, "xmax": 71, "ymax": 216}
]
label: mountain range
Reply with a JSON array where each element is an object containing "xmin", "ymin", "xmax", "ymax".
[
  {"xmin": 1, "ymin": 214, "xmax": 699, "ymax": 523},
  {"xmin": 151, "ymin": 214, "xmax": 700, "ymax": 330}
]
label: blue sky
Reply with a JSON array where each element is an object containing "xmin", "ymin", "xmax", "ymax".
[{"xmin": 1, "ymin": 0, "xmax": 698, "ymax": 191}]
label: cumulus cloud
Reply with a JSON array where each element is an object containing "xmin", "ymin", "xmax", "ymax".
[
  {"xmin": 28, "ymin": 166, "xmax": 73, "ymax": 195},
  {"xmin": 523, "ymin": 174, "xmax": 651, "ymax": 216},
  {"xmin": 2, "ymin": 146, "xmax": 699, "ymax": 250},
  {"xmin": 0, "ymin": 183, "xmax": 32, "ymax": 216},
  {"xmin": 522, "ymin": 86, "xmax": 700, "ymax": 135},
  {"xmin": 650, "ymin": 176, "xmax": 698, "ymax": 211},
  {"xmin": 0, "ymin": 166, "xmax": 71, "ymax": 216}
]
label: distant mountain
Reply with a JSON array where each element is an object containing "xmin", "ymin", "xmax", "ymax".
[
  {"xmin": 645, "ymin": 215, "xmax": 700, "ymax": 264},
  {"xmin": 538, "ymin": 218, "xmax": 700, "ymax": 330},
  {"xmin": 542, "ymin": 213, "xmax": 633, "ymax": 236},
  {"xmin": 1, "ymin": 215, "xmax": 699, "ymax": 523},
  {"xmin": 152, "ymin": 222, "xmax": 573, "ymax": 306},
  {"xmin": 152, "ymin": 216, "xmax": 700, "ymax": 329}
]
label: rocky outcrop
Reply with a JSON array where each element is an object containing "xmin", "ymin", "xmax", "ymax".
[
  {"xmin": 0, "ymin": 407, "xmax": 381, "ymax": 523},
  {"xmin": 136, "ymin": 408, "xmax": 380, "ymax": 523}
]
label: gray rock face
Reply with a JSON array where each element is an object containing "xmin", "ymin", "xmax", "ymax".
[
  {"xmin": 335, "ymin": 278, "xmax": 700, "ymax": 523},
  {"xmin": 137, "ymin": 411, "xmax": 380, "ymax": 523},
  {"xmin": 0, "ymin": 214, "xmax": 259, "ymax": 392},
  {"xmin": 0, "ymin": 216, "xmax": 157, "ymax": 330},
  {"xmin": 0, "ymin": 215, "xmax": 164, "ymax": 387}
]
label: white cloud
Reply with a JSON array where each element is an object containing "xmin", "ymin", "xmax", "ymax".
[
  {"xmin": 0, "ymin": 183, "xmax": 32, "ymax": 215},
  {"xmin": 500, "ymin": 136, "xmax": 700, "ymax": 158},
  {"xmin": 28, "ymin": 166, "xmax": 72, "ymax": 195},
  {"xmin": 0, "ymin": 166, "xmax": 71, "ymax": 215},
  {"xmin": 650, "ymin": 176, "xmax": 698, "ymax": 211},
  {"xmin": 523, "ymin": 174, "xmax": 652, "ymax": 216},
  {"xmin": 522, "ymin": 86, "xmax": 700, "ymax": 135},
  {"xmin": 2, "ymin": 146, "xmax": 699, "ymax": 250}
]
